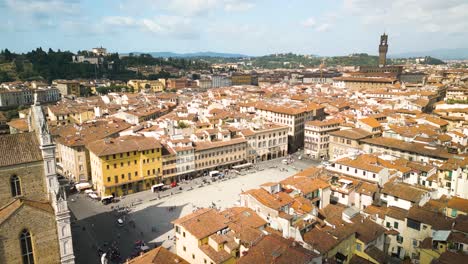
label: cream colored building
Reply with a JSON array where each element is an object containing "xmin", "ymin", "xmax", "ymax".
[
  {"xmin": 304, "ymin": 119, "xmax": 341, "ymax": 159},
  {"xmin": 241, "ymin": 102, "xmax": 325, "ymax": 152},
  {"xmin": 241, "ymin": 123, "xmax": 289, "ymax": 163},
  {"xmin": 54, "ymin": 119, "xmax": 131, "ymax": 182},
  {"xmin": 194, "ymin": 138, "xmax": 247, "ymax": 174},
  {"xmin": 329, "ymin": 128, "xmax": 372, "ymax": 160}
]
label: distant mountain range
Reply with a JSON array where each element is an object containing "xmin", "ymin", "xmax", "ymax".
[
  {"xmin": 128, "ymin": 51, "xmax": 249, "ymax": 58},
  {"xmin": 126, "ymin": 48, "xmax": 468, "ymax": 60},
  {"xmin": 389, "ymin": 48, "xmax": 468, "ymax": 60}
]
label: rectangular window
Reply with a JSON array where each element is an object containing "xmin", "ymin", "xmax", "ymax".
[
  {"xmin": 407, "ymin": 218, "xmax": 421, "ymax": 231},
  {"xmin": 114, "ymin": 175, "xmax": 118, "ymax": 183},
  {"xmin": 394, "ymin": 222, "xmax": 399, "ymax": 229},
  {"xmin": 386, "ymin": 222, "xmax": 391, "ymax": 228},
  {"xmin": 113, "ymin": 164, "xmax": 117, "ymax": 169},
  {"xmin": 397, "ymin": 235, "xmax": 403, "ymax": 244},
  {"xmin": 107, "ymin": 177, "xmax": 111, "ymax": 182}
]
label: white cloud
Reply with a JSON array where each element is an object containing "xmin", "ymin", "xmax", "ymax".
[
  {"xmin": 302, "ymin": 17, "xmax": 316, "ymax": 28},
  {"xmin": 5, "ymin": 0, "xmax": 79, "ymax": 15},
  {"xmin": 301, "ymin": 16, "xmax": 332, "ymax": 32},
  {"xmin": 343, "ymin": 0, "xmax": 468, "ymax": 33},
  {"xmin": 99, "ymin": 15, "xmax": 198, "ymax": 39},
  {"xmin": 224, "ymin": 1, "xmax": 255, "ymax": 12},
  {"xmin": 316, "ymin": 23, "xmax": 331, "ymax": 32},
  {"xmin": 102, "ymin": 16, "xmax": 137, "ymax": 27}
]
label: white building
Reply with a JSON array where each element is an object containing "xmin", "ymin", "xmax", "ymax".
[{"xmin": 304, "ymin": 119, "xmax": 341, "ymax": 159}]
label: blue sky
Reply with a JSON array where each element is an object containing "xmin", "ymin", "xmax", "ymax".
[{"xmin": 0, "ymin": 0, "xmax": 467, "ymax": 56}]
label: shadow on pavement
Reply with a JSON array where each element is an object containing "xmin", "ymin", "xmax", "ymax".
[{"xmin": 71, "ymin": 202, "xmax": 187, "ymax": 264}]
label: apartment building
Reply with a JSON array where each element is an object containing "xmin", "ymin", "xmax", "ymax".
[
  {"xmin": 240, "ymin": 185, "xmax": 299, "ymax": 240},
  {"xmin": 55, "ymin": 80, "xmax": 87, "ymax": 97},
  {"xmin": 380, "ymin": 181, "xmax": 432, "ymax": 210},
  {"xmin": 329, "ymin": 128, "xmax": 372, "ymax": 160},
  {"xmin": 161, "ymin": 143, "xmax": 177, "ymax": 183},
  {"xmin": 54, "ymin": 118, "xmax": 131, "ymax": 182},
  {"xmin": 332, "ymin": 76, "xmax": 398, "ymax": 91},
  {"xmin": 327, "ymin": 154, "xmax": 391, "ymax": 186},
  {"xmin": 172, "ymin": 207, "xmax": 268, "ymax": 264},
  {"xmin": 127, "ymin": 79, "xmax": 165, "ymax": 93},
  {"xmin": 0, "ymin": 88, "xmax": 60, "ymax": 109},
  {"xmin": 240, "ymin": 123, "xmax": 289, "ymax": 163},
  {"xmin": 304, "ymin": 119, "xmax": 341, "ymax": 159},
  {"xmin": 87, "ymin": 135, "xmax": 163, "ymax": 197},
  {"xmin": 250, "ymin": 102, "xmax": 325, "ymax": 152},
  {"xmin": 194, "ymin": 138, "xmax": 247, "ymax": 174},
  {"xmin": 361, "ymin": 137, "xmax": 456, "ymax": 163}
]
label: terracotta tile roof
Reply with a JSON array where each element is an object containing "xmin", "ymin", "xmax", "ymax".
[
  {"xmin": 385, "ymin": 206, "xmax": 408, "ymax": 221},
  {"xmin": 454, "ymin": 215, "xmax": 468, "ymax": 233},
  {"xmin": 351, "ymin": 216, "xmax": 386, "ymax": 244},
  {"xmin": 292, "ymin": 166, "xmax": 322, "ymax": 178},
  {"xmin": 363, "ymin": 205, "xmax": 386, "ymax": 220},
  {"xmin": 171, "ymin": 208, "xmax": 228, "ymax": 239},
  {"xmin": 306, "ymin": 119, "xmax": 342, "ymax": 127},
  {"xmin": 303, "ymin": 228, "xmax": 340, "ymax": 254},
  {"xmin": 358, "ymin": 117, "xmax": 381, "ymax": 128},
  {"xmin": 238, "ymin": 234, "xmax": 319, "ymax": 264},
  {"xmin": 329, "ymin": 128, "xmax": 373, "ymax": 140},
  {"xmin": 407, "ymin": 206, "xmax": 454, "ymax": 230},
  {"xmin": 243, "ymin": 189, "xmax": 294, "ymax": 210},
  {"xmin": 333, "ymin": 76, "xmax": 397, "ymax": 83},
  {"xmin": 361, "ymin": 137, "xmax": 455, "ymax": 160},
  {"xmin": 194, "ymin": 137, "xmax": 246, "ymax": 151},
  {"xmin": 87, "ymin": 135, "xmax": 161, "ymax": 157},
  {"xmin": 222, "ymin": 207, "xmax": 267, "ymax": 229},
  {"xmin": 355, "ymin": 182, "xmax": 378, "ymax": 196},
  {"xmin": 280, "ymin": 176, "xmax": 330, "ymax": 194},
  {"xmin": 335, "ymin": 156, "xmax": 384, "ymax": 173},
  {"xmin": 199, "ymin": 244, "xmax": 232, "ymax": 263},
  {"xmin": 434, "ymin": 251, "xmax": 468, "ymax": 264},
  {"xmin": 7, "ymin": 118, "xmax": 29, "ymax": 132},
  {"xmin": 0, "ymin": 132, "xmax": 43, "ymax": 167},
  {"xmin": 54, "ymin": 118, "xmax": 131, "ymax": 147},
  {"xmin": 382, "ymin": 181, "xmax": 429, "ymax": 203},
  {"xmin": 364, "ymin": 245, "xmax": 386, "ymax": 263},
  {"xmin": 447, "ymin": 197, "xmax": 468, "ymax": 213},
  {"xmin": 126, "ymin": 246, "xmax": 188, "ymax": 264}
]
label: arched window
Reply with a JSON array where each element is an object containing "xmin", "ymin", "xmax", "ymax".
[
  {"xmin": 10, "ymin": 175, "xmax": 21, "ymax": 197},
  {"xmin": 20, "ymin": 229, "xmax": 34, "ymax": 264}
]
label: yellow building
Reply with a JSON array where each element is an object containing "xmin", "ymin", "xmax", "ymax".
[
  {"xmin": 446, "ymin": 197, "xmax": 468, "ymax": 218},
  {"xmin": 87, "ymin": 135, "xmax": 163, "ymax": 197},
  {"xmin": 127, "ymin": 79, "xmax": 165, "ymax": 93},
  {"xmin": 419, "ymin": 237, "xmax": 448, "ymax": 264}
]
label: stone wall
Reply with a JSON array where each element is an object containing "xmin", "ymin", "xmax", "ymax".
[
  {"xmin": 0, "ymin": 162, "xmax": 47, "ymax": 206},
  {"xmin": 0, "ymin": 204, "xmax": 60, "ymax": 264}
]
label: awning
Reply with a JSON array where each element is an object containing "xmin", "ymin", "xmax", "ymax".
[
  {"xmin": 101, "ymin": 195, "xmax": 113, "ymax": 201},
  {"xmin": 75, "ymin": 182, "xmax": 92, "ymax": 191},
  {"xmin": 152, "ymin": 183, "xmax": 164, "ymax": 188},
  {"xmin": 232, "ymin": 163, "xmax": 253, "ymax": 169}
]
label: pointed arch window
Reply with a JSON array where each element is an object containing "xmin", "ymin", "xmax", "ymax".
[
  {"xmin": 20, "ymin": 229, "xmax": 34, "ymax": 264},
  {"xmin": 10, "ymin": 175, "xmax": 21, "ymax": 197}
]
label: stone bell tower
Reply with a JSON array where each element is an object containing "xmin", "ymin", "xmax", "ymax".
[
  {"xmin": 379, "ymin": 33, "xmax": 388, "ymax": 67},
  {"xmin": 30, "ymin": 93, "xmax": 75, "ymax": 264}
]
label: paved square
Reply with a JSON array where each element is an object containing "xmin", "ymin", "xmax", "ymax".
[{"xmin": 69, "ymin": 157, "xmax": 320, "ymax": 263}]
